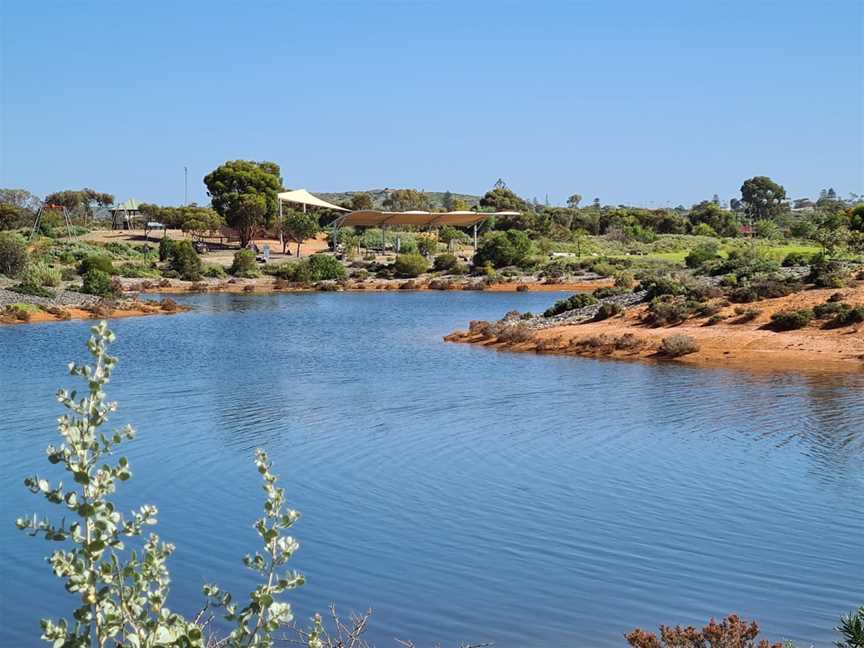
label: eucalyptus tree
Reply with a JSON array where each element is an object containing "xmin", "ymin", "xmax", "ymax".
[{"xmin": 204, "ymin": 160, "xmax": 282, "ymax": 247}]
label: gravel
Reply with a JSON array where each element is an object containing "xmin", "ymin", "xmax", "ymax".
[{"xmin": 0, "ymin": 287, "xmax": 100, "ymax": 310}]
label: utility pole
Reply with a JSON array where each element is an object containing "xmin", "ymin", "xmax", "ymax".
[{"xmin": 184, "ymin": 166, "xmax": 189, "ymax": 205}]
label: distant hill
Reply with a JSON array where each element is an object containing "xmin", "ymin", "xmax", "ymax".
[{"xmin": 316, "ymin": 189, "xmax": 481, "ymax": 210}]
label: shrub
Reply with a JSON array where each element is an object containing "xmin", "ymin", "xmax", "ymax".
[
  {"xmin": 20, "ymin": 260, "xmax": 62, "ymax": 287},
  {"xmin": 813, "ymin": 301, "xmax": 849, "ymax": 319},
  {"xmin": 169, "ymin": 240, "xmax": 203, "ymax": 280},
  {"xmin": 685, "ymin": 241, "xmax": 721, "ymax": 269},
  {"xmin": 0, "ymin": 231, "xmax": 28, "ymax": 276},
  {"xmin": 432, "ymin": 253, "xmax": 460, "ymax": 273},
  {"xmin": 393, "ymin": 253, "xmax": 428, "ymax": 278},
  {"xmin": 658, "ymin": 334, "xmax": 700, "ymax": 357},
  {"xmin": 645, "ymin": 296, "xmax": 699, "ymax": 326},
  {"xmin": 16, "ymin": 323, "xmax": 306, "ymax": 647},
  {"xmin": 695, "ymin": 302, "xmax": 721, "ymax": 317},
  {"xmin": 626, "ymin": 614, "xmax": 781, "ymax": 648},
  {"xmin": 9, "ymin": 282, "xmax": 55, "ymax": 298},
  {"xmin": 473, "ymin": 230, "xmax": 531, "ymax": 268},
  {"xmin": 543, "ymin": 293, "xmax": 597, "ymax": 318},
  {"xmin": 614, "ymin": 333, "xmax": 644, "ymax": 350},
  {"xmin": 782, "ymin": 251, "xmax": 813, "ymax": 267},
  {"xmin": 691, "ymin": 222, "xmax": 717, "ymax": 237},
  {"xmin": 733, "ymin": 306, "xmax": 762, "ymax": 322},
  {"xmin": 832, "ymin": 306, "xmax": 864, "ymax": 327},
  {"xmin": 705, "ymin": 314, "xmax": 727, "ymax": 326},
  {"xmin": 158, "ymin": 235, "xmax": 175, "ymax": 262},
  {"xmin": 2, "ymin": 304, "xmax": 33, "ymax": 321},
  {"xmin": 416, "ymin": 235, "xmax": 438, "ymax": 257},
  {"xmin": 304, "ymin": 254, "xmax": 347, "ymax": 281},
  {"xmin": 614, "ymin": 271, "xmax": 635, "ymax": 289},
  {"xmin": 770, "ymin": 308, "xmax": 814, "ymax": 331},
  {"xmin": 79, "ymin": 254, "xmax": 114, "ymax": 276},
  {"xmin": 751, "ymin": 278, "xmax": 800, "ymax": 299},
  {"xmin": 641, "ymin": 274, "xmax": 687, "ymax": 299},
  {"xmin": 81, "ymin": 268, "xmax": 116, "ymax": 297},
  {"xmin": 202, "ymin": 263, "xmax": 227, "ymax": 278},
  {"xmin": 729, "ymin": 286, "xmax": 759, "ymax": 303},
  {"xmin": 594, "ymin": 302, "xmax": 623, "ymax": 320},
  {"xmin": 809, "ymin": 259, "xmax": 850, "ymax": 288},
  {"xmin": 592, "ymin": 286, "xmax": 628, "ymax": 299},
  {"xmin": 117, "ymin": 262, "xmax": 160, "ymax": 278},
  {"xmin": 229, "ymin": 248, "xmax": 258, "ymax": 277},
  {"xmin": 709, "ymin": 248, "xmax": 780, "ymax": 279}
]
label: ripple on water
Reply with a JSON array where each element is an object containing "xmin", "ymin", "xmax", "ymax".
[{"xmin": 1, "ymin": 291, "xmax": 862, "ymax": 648}]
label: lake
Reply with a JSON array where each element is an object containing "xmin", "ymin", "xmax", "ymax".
[{"xmin": 1, "ymin": 291, "xmax": 862, "ymax": 647}]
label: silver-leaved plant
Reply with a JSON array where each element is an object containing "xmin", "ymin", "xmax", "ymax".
[
  {"xmin": 16, "ymin": 321, "xmax": 202, "ymax": 648},
  {"xmin": 203, "ymin": 449, "xmax": 305, "ymax": 648}
]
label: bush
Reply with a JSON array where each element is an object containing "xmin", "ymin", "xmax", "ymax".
[
  {"xmin": 393, "ymin": 253, "xmax": 428, "ymax": 278},
  {"xmin": 229, "ymin": 249, "xmax": 258, "ymax": 277},
  {"xmin": 432, "ymin": 253, "xmax": 460, "ymax": 273},
  {"xmin": 685, "ymin": 241, "xmax": 721, "ymax": 269},
  {"xmin": 645, "ymin": 296, "xmax": 699, "ymax": 326},
  {"xmin": 770, "ymin": 308, "xmax": 813, "ymax": 331},
  {"xmin": 809, "ymin": 260, "xmax": 850, "ymax": 288},
  {"xmin": 813, "ymin": 301, "xmax": 849, "ymax": 319},
  {"xmin": 832, "ymin": 306, "xmax": 864, "ymax": 327},
  {"xmin": 614, "ymin": 271, "xmax": 635, "ymax": 289},
  {"xmin": 0, "ymin": 232, "xmax": 28, "ymax": 276},
  {"xmin": 9, "ymin": 283, "xmax": 55, "ymax": 298},
  {"xmin": 416, "ymin": 236, "xmax": 438, "ymax": 257},
  {"xmin": 592, "ymin": 286, "xmax": 628, "ymax": 299},
  {"xmin": 705, "ymin": 314, "xmax": 727, "ymax": 325},
  {"xmin": 594, "ymin": 302, "xmax": 623, "ymax": 320},
  {"xmin": 782, "ymin": 251, "xmax": 813, "ymax": 267},
  {"xmin": 117, "ymin": 262, "xmax": 160, "ymax": 278},
  {"xmin": 626, "ymin": 614, "xmax": 781, "ymax": 648},
  {"xmin": 79, "ymin": 255, "xmax": 114, "ymax": 276},
  {"xmin": 543, "ymin": 293, "xmax": 597, "ymax": 318},
  {"xmin": 641, "ymin": 274, "xmax": 687, "ymax": 299},
  {"xmin": 20, "ymin": 260, "xmax": 62, "ymax": 287},
  {"xmin": 202, "ymin": 264, "xmax": 227, "ymax": 278},
  {"xmin": 733, "ymin": 306, "xmax": 762, "ymax": 322},
  {"xmin": 658, "ymin": 334, "xmax": 700, "ymax": 357},
  {"xmin": 81, "ymin": 268, "xmax": 117, "ymax": 297},
  {"xmin": 158, "ymin": 236, "xmax": 175, "ymax": 262},
  {"xmin": 491, "ymin": 321, "xmax": 534, "ymax": 343},
  {"xmin": 473, "ymin": 230, "xmax": 531, "ymax": 268},
  {"xmin": 169, "ymin": 240, "xmax": 203, "ymax": 281},
  {"xmin": 295, "ymin": 255, "xmax": 347, "ymax": 282}
]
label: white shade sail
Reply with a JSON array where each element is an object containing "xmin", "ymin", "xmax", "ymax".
[{"xmin": 277, "ymin": 189, "xmax": 349, "ymax": 211}]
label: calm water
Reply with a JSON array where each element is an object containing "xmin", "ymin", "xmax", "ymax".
[{"xmin": 1, "ymin": 291, "xmax": 862, "ymax": 648}]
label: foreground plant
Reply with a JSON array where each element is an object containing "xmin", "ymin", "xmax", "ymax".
[
  {"xmin": 625, "ymin": 614, "xmax": 783, "ymax": 648},
  {"xmin": 16, "ymin": 321, "xmax": 202, "ymax": 647},
  {"xmin": 203, "ymin": 450, "xmax": 305, "ymax": 647}
]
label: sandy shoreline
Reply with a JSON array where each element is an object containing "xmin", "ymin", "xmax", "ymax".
[
  {"xmin": 445, "ymin": 285, "xmax": 864, "ymax": 373},
  {"xmin": 0, "ymin": 298, "xmax": 188, "ymax": 326}
]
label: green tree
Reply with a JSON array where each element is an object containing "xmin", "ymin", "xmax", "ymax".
[
  {"xmin": 566, "ymin": 193, "xmax": 582, "ymax": 209},
  {"xmin": 349, "ymin": 192, "xmax": 373, "ymax": 210},
  {"xmin": 688, "ymin": 201, "xmax": 740, "ymax": 237},
  {"xmin": 479, "ymin": 186, "xmax": 527, "ymax": 212},
  {"xmin": 282, "ymin": 210, "xmax": 319, "ymax": 256},
  {"xmin": 442, "ymin": 190, "xmax": 454, "ymax": 211},
  {"xmin": 740, "ymin": 176, "xmax": 787, "ymax": 221},
  {"xmin": 45, "ymin": 189, "xmax": 114, "ymax": 223},
  {"xmin": 204, "ymin": 160, "xmax": 282, "ymax": 246},
  {"xmin": 382, "ymin": 189, "xmax": 431, "ymax": 211},
  {"xmin": 473, "ymin": 230, "xmax": 532, "ymax": 268}
]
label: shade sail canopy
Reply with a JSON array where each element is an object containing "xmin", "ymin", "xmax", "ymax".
[
  {"xmin": 333, "ymin": 210, "xmax": 518, "ymax": 228},
  {"xmin": 277, "ymin": 189, "xmax": 349, "ymax": 211},
  {"xmin": 109, "ymin": 198, "xmax": 142, "ymax": 212}
]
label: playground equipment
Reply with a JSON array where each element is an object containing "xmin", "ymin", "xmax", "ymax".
[{"xmin": 29, "ymin": 203, "xmax": 74, "ymax": 240}]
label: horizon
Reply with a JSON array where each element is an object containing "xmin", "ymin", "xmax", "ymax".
[{"xmin": 1, "ymin": 1, "xmax": 862, "ymax": 207}]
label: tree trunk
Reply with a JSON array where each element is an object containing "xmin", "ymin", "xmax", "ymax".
[{"xmin": 296, "ymin": 241, "xmax": 301, "ymax": 258}]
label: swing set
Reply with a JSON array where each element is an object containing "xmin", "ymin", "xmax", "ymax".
[{"xmin": 29, "ymin": 203, "xmax": 75, "ymax": 240}]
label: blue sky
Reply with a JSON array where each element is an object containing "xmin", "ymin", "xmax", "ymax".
[{"xmin": 1, "ymin": 0, "xmax": 861, "ymax": 207}]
